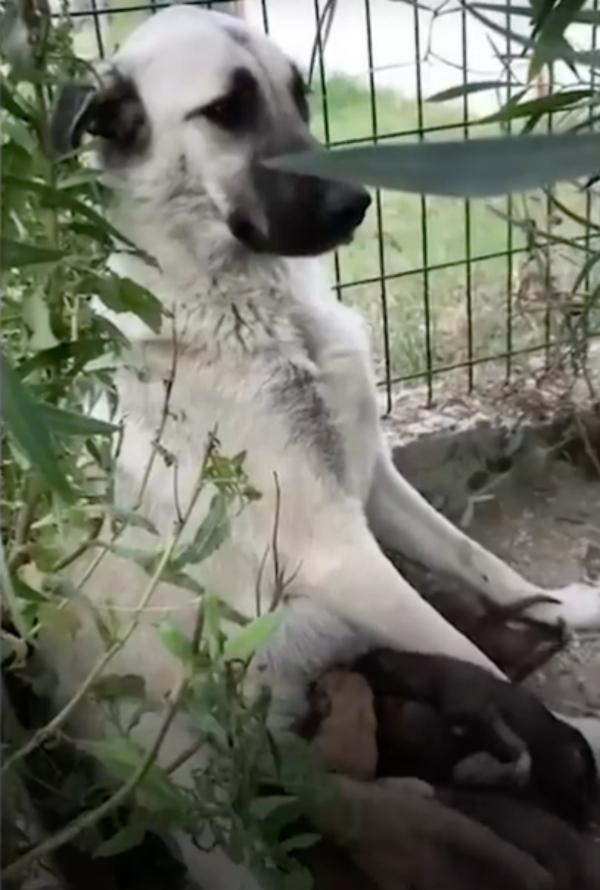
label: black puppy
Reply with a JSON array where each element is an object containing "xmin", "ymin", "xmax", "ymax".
[{"xmin": 355, "ymin": 649, "xmax": 597, "ymax": 827}]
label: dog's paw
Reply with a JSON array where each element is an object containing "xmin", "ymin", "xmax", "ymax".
[{"xmin": 536, "ymin": 583, "xmax": 600, "ymax": 633}]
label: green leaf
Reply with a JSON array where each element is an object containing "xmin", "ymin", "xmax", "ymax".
[
  {"xmin": 82, "ymin": 737, "xmax": 183, "ymax": 811},
  {"xmin": 222, "ymin": 613, "xmax": 281, "ymax": 663},
  {"xmin": 1, "ymin": 238, "xmax": 64, "ymax": 268},
  {"xmin": 186, "ymin": 707, "xmax": 228, "ymax": 748},
  {"xmin": 428, "ymin": 80, "xmax": 509, "ymax": 103},
  {"xmin": 0, "ymin": 350, "xmax": 72, "ymax": 499},
  {"xmin": 0, "ymin": 83, "xmax": 34, "ymax": 121},
  {"xmin": 267, "ymin": 132, "xmax": 600, "ymax": 198},
  {"xmin": 159, "ymin": 621, "xmax": 195, "ymax": 662},
  {"xmin": 471, "ymin": 3, "xmax": 536, "ymax": 16},
  {"xmin": 160, "ymin": 567, "xmax": 205, "ymax": 595},
  {"xmin": 282, "ymin": 867, "xmax": 314, "ymax": 890},
  {"xmin": 249, "ymin": 795, "xmax": 299, "ymax": 821},
  {"xmin": 3, "ymin": 175, "xmax": 138, "ymax": 250},
  {"xmin": 202, "ymin": 594, "xmax": 224, "ymax": 659},
  {"xmin": 39, "ymin": 404, "xmax": 119, "ymax": 437},
  {"xmin": 173, "ymin": 494, "xmax": 230, "ymax": 569},
  {"xmin": 92, "ymin": 673, "xmax": 147, "ymax": 701},
  {"xmin": 462, "ymin": 6, "xmax": 531, "ymax": 49},
  {"xmin": 93, "ymin": 275, "xmax": 163, "ymax": 335},
  {"xmin": 17, "ymin": 338, "xmax": 107, "ymax": 378},
  {"xmin": 108, "ymin": 545, "xmax": 156, "ymax": 572},
  {"xmin": 108, "ymin": 544, "xmax": 204, "ymax": 593},
  {"xmin": 110, "ymin": 507, "xmax": 158, "ymax": 535},
  {"xmin": 94, "ymin": 823, "xmax": 146, "ymax": 858},
  {"xmin": 483, "ymin": 89, "xmax": 593, "ymax": 124},
  {"xmin": 470, "ymin": 1, "xmax": 600, "ymax": 23},
  {"xmin": 279, "ymin": 833, "xmax": 320, "ymax": 854}
]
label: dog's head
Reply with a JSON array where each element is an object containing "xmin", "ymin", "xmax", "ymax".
[{"xmin": 50, "ymin": 6, "xmax": 370, "ymax": 258}]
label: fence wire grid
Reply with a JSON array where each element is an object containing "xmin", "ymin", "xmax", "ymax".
[{"xmin": 55, "ymin": 0, "xmax": 600, "ymax": 412}]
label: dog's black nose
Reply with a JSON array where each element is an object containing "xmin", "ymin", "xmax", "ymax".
[{"xmin": 324, "ymin": 186, "xmax": 372, "ymax": 232}]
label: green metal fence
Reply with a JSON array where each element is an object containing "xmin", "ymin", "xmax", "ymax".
[{"xmin": 58, "ymin": 0, "xmax": 600, "ymax": 412}]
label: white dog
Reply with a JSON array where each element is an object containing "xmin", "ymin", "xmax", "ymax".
[{"xmin": 48, "ymin": 5, "xmax": 600, "ymax": 886}]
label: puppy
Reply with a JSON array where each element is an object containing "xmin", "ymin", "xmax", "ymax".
[
  {"xmin": 437, "ymin": 788, "xmax": 600, "ymax": 890},
  {"xmin": 301, "ymin": 670, "xmax": 378, "ymax": 780},
  {"xmin": 373, "ymin": 695, "xmax": 468, "ymax": 783},
  {"xmin": 355, "ymin": 649, "xmax": 598, "ymax": 827},
  {"xmin": 314, "ymin": 776, "xmax": 554, "ymax": 890}
]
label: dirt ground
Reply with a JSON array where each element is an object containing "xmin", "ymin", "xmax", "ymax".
[{"xmin": 468, "ymin": 458, "xmax": 600, "ymax": 718}]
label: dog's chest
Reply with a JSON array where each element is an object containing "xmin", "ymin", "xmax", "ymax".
[{"xmin": 108, "ymin": 259, "xmax": 378, "ymax": 515}]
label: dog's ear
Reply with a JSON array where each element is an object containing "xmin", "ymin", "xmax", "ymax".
[{"xmin": 50, "ymin": 75, "xmax": 149, "ymax": 159}]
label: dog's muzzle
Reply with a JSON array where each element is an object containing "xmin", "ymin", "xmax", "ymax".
[{"xmin": 229, "ymin": 158, "xmax": 372, "ymax": 257}]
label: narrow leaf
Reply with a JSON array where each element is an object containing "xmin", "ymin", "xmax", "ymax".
[
  {"xmin": 0, "ymin": 83, "xmax": 33, "ymax": 121},
  {"xmin": 92, "ymin": 673, "xmax": 147, "ymax": 701},
  {"xmin": 249, "ymin": 795, "xmax": 299, "ymax": 820},
  {"xmin": 82, "ymin": 737, "xmax": 182, "ymax": 810},
  {"xmin": 94, "ymin": 823, "xmax": 146, "ymax": 858},
  {"xmin": 159, "ymin": 621, "xmax": 194, "ymax": 662},
  {"xmin": 222, "ymin": 613, "xmax": 281, "ymax": 662},
  {"xmin": 39, "ymin": 404, "xmax": 119, "ymax": 437},
  {"xmin": 110, "ymin": 507, "xmax": 158, "ymax": 535},
  {"xmin": 267, "ymin": 132, "xmax": 600, "ymax": 198},
  {"xmin": 0, "ymin": 351, "xmax": 72, "ymax": 499},
  {"xmin": 92, "ymin": 275, "xmax": 163, "ymax": 335},
  {"xmin": 1, "ymin": 238, "xmax": 64, "ymax": 268},
  {"xmin": 17, "ymin": 338, "xmax": 107, "ymax": 378},
  {"xmin": 428, "ymin": 80, "xmax": 509, "ymax": 103},
  {"xmin": 471, "ymin": 3, "xmax": 535, "ymax": 16},
  {"xmin": 173, "ymin": 494, "xmax": 230, "ymax": 569},
  {"xmin": 482, "ymin": 89, "xmax": 593, "ymax": 123},
  {"xmin": 3, "ymin": 175, "xmax": 138, "ymax": 250},
  {"xmin": 474, "ymin": 0, "xmax": 600, "ymax": 24},
  {"xmin": 279, "ymin": 833, "xmax": 320, "ymax": 854}
]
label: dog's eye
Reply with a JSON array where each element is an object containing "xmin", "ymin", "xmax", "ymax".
[
  {"xmin": 203, "ymin": 93, "xmax": 244, "ymax": 129},
  {"xmin": 185, "ymin": 67, "xmax": 259, "ymax": 132}
]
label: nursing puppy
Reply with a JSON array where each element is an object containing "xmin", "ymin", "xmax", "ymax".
[
  {"xmin": 356, "ymin": 649, "xmax": 598, "ymax": 827},
  {"xmin": 48, "ymin": 5, "xmax": 600, "ymax": 886},
  {"xmin": 437, "ymin": 789, "xmax": 600, "ymax": 890}
]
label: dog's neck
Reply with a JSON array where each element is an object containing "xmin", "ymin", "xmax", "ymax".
[{"xmin": 106, "ymin": 195, "xmax": 330, "ymax": 346}]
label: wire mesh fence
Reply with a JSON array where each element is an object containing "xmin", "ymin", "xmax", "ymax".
[{"xmin": 54, "ymin": 0, "xmax": 600, "ymax": 412}]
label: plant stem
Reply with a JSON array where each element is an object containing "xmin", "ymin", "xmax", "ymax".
[
  {"xmin": 1, "ymin": 533, "xmax": 177, "ymax": 776},
  {"xmin": 2, "ymin": 603, "xmax": 205, "ymax": 881},
  {"xmin": 0, "ymin": 541, "xmax": 30, "ymax": 640}
]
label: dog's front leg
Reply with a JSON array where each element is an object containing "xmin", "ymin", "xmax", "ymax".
[
  {"xmin": 366, "ymin": 445, "xmax": 600, "ymax": 633},
  {"xmin": 301, "ymin": 514, "xmax": 503, "ymax": 678}
]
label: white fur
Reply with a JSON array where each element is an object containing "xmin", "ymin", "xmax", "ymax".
[{"xmin": 47, "ymin": 8, "xmax": 600, "ymax": 888}]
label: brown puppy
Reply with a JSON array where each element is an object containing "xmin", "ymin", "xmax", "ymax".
[
  {"xmin": 355, "ymin": 649, "xmax": 598, "ymax": 827},
  {"xmin": 437, "ymin": 788, "xmax": 600, "ymax": 890},
  {"xmin": 302, "ymin": 670, "xmax": 378, "ymax": 780},
  {"xmin": 314, "ymin": 776, "xmax": 554, "ymax": 890}
]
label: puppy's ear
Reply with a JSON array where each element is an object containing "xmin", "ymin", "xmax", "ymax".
[{"xmin": 50, "ymin": 75, "xmax": 149, "ymax": 159}]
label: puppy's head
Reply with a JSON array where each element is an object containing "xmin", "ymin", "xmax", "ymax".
[
  {"xmin": 50, "ymin": 6, "xmax": 370, "ymax": 258},
  {"xmin": 535, "ymin": 720, "xmax": 598, "ymax": 828}
]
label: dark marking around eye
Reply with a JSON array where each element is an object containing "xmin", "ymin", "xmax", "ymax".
[
  {"xmin": 184, "ymin": 67, "xmax": 259, "ymax": 132},
  {"xmin": 290, "ymin": 64, "xmax": 310, "ymax": 122}
]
